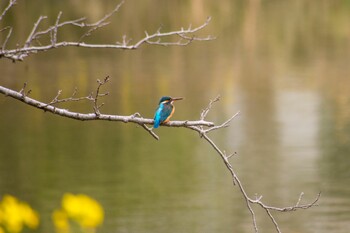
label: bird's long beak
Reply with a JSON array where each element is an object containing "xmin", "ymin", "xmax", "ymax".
[{"xmin": 171, "ymin": 97, "xmax": 184, "ymax": 101}]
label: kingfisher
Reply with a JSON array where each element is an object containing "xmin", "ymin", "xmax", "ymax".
[{"xmin": 153, "ymin": 96, "xmax": 183, "ymax": 128}]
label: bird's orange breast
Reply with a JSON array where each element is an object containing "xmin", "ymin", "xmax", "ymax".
[{"xmin": 163, "ymin": 105, "xmax": 175, "ymax": 123}]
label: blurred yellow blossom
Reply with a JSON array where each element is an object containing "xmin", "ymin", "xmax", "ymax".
[
  {"xmin": 52, "ymin": 209, "xmax": 69, "ymax": 233},
  {"xmin": 0, "ymin": 195, "xmax": 39, "ymax": 233},
  {"xmin": 53, "ymin": 193, "xmax": 104, "ymax": 232}
]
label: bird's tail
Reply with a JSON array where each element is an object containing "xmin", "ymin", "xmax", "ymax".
[{"xmin": 154, "ymin": 119, "xmax": 160, "ymax": 128}]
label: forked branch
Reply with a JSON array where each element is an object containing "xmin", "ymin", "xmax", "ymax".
[
  {"xmin": 0, "ymin": 80, "xmax": 213, "ymax": 141},
  {"xmin": 0, "ymin": 79, "xmax": 320, "ymax": 232},
  {"xmin": 0, "ymin": 0, "xmax": 214, "ymax": 61},
  {"xmin": 188, "ymin": 97, "xmax": 320, "ymax": 233}
]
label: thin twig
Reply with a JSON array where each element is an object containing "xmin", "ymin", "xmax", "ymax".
[
  {"xmin": 51, "ymin": 11, "xmax": 62, "ymax": 45},
  {"xmin": 1, "ymin": 26, "xmax": 12, "ymax": 52},
  {"xmin": 204, "ymin": 111, "xmax": 240, "ymax": 133},
  {"xmin": 25, "ymin": 16, "xmax": 47, "ymax": 48},
  {"xmin": 18, "ymin": 82, "xmax": 31, "ymax": 98},
  {"xmin": 46, "ymin": 90, "xmax": 94, "ymax": 107},
  {"xmin": 265, "ymin": 209, "xmax": 281, "ymax": 233},
  {"xmin": 79, "ymin": 0, "xmax": 125, "ymax": 42},
  {"xmin": 45, "ymin": 77, "xmax": 110, "ymax": 115},
  {"xmin": 0, "ymin": 0, "xmax": 16, "ymax": 22},
  {"xmin": 201, "ymin": 95, "xmax": 220, "ymax": 120},
  {"xmin": 139, "ymin": 123, "xmax": 159, "ymax": 140},
  {"xmin": 93, "ymin": 76, "xmax": 110, "ymax": 115},
  {"xmin": 134, "ymin": 17, "xmax": 214, "ymax": 49},
  {"xmin": 34, "ymin": 17, "xmax": 87, "ymax": 38}
]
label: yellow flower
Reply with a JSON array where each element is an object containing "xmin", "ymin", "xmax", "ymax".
[
  {"xmin": 1, "ymin": 195, "xmax": 25, "ymax": 233},
  {"xmin": 52, "ymin": 209, "xmax": 69, "ymax": 232},
  {"xmin": 61, "ymin": 193, "xmax": 104, "ymax": 228},
  {"xmin": 0, "ymin": 195, "xmax": 39, "ymax": 233},
  {"xmin": 20, "ymin": 203, "xmax": 39, "ymax": 229}
]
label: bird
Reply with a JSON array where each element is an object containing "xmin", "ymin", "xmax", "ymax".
[{"xmin": 153, "ymin": 96, "xmax": 183, "ymax": 128}]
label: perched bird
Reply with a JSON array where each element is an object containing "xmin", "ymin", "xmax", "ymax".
[{"xmin": 153, "ymin": 96, "xmax": 183, "ymax": 128}]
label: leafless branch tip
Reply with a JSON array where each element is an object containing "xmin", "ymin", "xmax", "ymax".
[{"xmin": 0, "ymin": 1, "xmax": 213, "ymax": 61}]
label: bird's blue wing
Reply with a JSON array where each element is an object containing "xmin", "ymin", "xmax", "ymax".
[
  {"xmin": 153, "ymin": 104, "xmax": 163, "ymax": 128},
  {"xmin": 154, "ymin": 103, "xmax": 172, "ymax": 128}
]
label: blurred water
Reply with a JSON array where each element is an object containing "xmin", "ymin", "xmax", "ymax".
[{"xmin": 1, "ymin": 1, "xmax": 350, "ymax": 233}]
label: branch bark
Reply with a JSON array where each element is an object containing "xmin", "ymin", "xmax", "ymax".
[
  {"xmin": 0, "ymin": 84, "xmax": 213, "ymax": 140},
  {"xmin": 0, "ymin": 0, "xmax": 16, "ymax": 22},
  {"xmin": 188, "ymin": 96, "xmax": 320, "ymax": 233},
  {"xmin": 0, "ymin": 0, "xmax": 214, "ymax": 61}
]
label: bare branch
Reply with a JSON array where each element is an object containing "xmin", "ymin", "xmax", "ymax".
[
  {"xmin": 0, "ymin": 2, "xmax": 213, "ymax": 62},
  {"xmin": 93, "ymin": 76, "xmax": 110, "ymax": 116},
  {"xmin": 296, "ymin": 192, "xmax": 304, "ymax": 207},
  {"xmin": 188, "ymin": 97, "xmax": 320, "ymax": 233},
  {"xmin": 49, "ymin": 90, "xmax": 63, "ymax": 104},
  {"xmin": 18, "ymin": 82, "xmax": 31, "ymax": 98},
  {"xmin": 34, "ymin": 17, "xmax": 87, "ymax": 39},
  {"xmin": 51, "ymin": 11, "xmax": 62, "ymax": 45},
  {"xmin": 0, "ymin": 0, "xmax": 16, "ymax": 22},
  {"xmin": 116, "ymin": 34, "xmax": 132, "ymax": 46},
  {"xmin": 140, "ymin": 124, "xmax": 159, "ymax": 140},
  {"xmin": 225, "ymin": 151, "xmax": 237, "ymax": 159},
  {"xmin": 201, "ymin": 95, "xmax": 220, "ymax": 120},
  {"xmin": 79, "ymin": 0, "xmax": 125, "ymax": 42},
  {"xmin": 44, "ymin": 76, "xmax": 110, "ymax": 117},
  {"xmin": 1, "ymin": 26, "xmax": 12, "ymax": 52},
  {"xmin": 204, "ymin": 111, "xmax": 240, "ymax": 134},
  {"xmin": 46, "ymin": 89, "xmax": 94, "ymax": 107},
  {"xmin": 266, "ymin": 209, "xmax": 281, "ymax": 233},
  {"xmin": 25, "ymin": 16, "xmax": 47, "ymax": 48},
  {"xmin": 255, "ymin": 192, "xmax": 321, "ymax": 212},
  {"xmin": 132, "ymin": 112, "xmax": 160, "ymax": 140},
  {"xmin": 133, "ymin": 17, "xmax": 214, "ymax": 48},
  {"xmin": 0, "ymin": 79, "xmax": 321, "ymax": 232},
  {"xmin": 0, "ymin": 85, "xmax": 215, "ymax": 128}
]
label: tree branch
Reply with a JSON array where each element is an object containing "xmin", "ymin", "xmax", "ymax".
[
  {"xmin": 0, "ymin": 0, "xmax": 16, "ymax": 22},
  {"xmin": 93, "ymin": 76, "xmax": 110, "ymax": 116},
  {"xmin": 0, "ymin": 79, "xmax": 321, "ymax": 231},
  {"xmin": 1, "ymin": 26, "xmax": 12, "ymax": 52},
  {"xmin": 78, "ymin": 0, "xmax": 125, "ymax": 42},
  {"xmin": 24, "ymin": 15, "xmax": 48, "ymax": 48},
  {"xmin": 188, "ymin": 97, "xmax": 320, "ymax": 233},
  {"xmin": 0, "ymin": 83, "xmax": 214, "ymax": 140},
  {"xmin": 0, "ymin": 0, "xmax": 213, "ymax": 61}
]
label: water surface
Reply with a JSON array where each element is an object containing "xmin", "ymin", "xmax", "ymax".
[{"xmin": 1, "ymin": 1, "xmax": 350, "ymax": 232}]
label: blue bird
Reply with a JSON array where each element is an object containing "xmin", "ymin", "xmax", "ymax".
[{"xmin": 153, "ymin": 96, "xmax": 183, "ymax": 128}]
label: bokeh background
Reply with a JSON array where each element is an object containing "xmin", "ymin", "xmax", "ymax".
[{"xmin": 1, "ymin": 0, "xmax": 350, "ymax": 232}]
